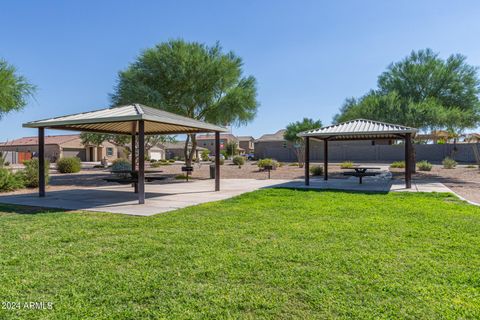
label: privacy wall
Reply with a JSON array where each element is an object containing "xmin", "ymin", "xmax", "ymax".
[{"xmin": 254, "ymin": 141, "xmax": 479, "ymax": 163}]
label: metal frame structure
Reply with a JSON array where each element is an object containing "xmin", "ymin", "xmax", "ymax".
[
  {"xmin": 23, "ymin": 104, "xmax": 228, "ymax": 204},
  {"xmin": 298, "ymin": 119, "xmax": 417, "ymax": 189}
]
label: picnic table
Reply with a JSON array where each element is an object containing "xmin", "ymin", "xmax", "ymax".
[{"xmin": 342, "ymin": 166, "xmax": 381, "ymax": 184}]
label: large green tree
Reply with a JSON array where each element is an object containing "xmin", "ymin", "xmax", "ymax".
[
  {"xmin": 284, "ymin": 118, "xmax": 322, "ymax": 167},
  {"xmin": 334, "ymin": 49, "xmax": 480, "ymax": 133},
  {"xmin": 111, "ymin": 40, "xmax": 259, "ymax": 165},
  {"xmin": 0, "ymin": 59, "xmax": 36, "ymax": 118}
]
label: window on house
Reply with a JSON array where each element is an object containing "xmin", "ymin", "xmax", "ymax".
[{"xmin": 106, "ymin": 147, "xmax": 114, "ymax": 156}]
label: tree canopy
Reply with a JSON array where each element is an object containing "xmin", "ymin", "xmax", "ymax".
[
  {"xmin": 0, "ymin": 59, "xmax": 36, "ymax": 119},
  {"xmin": 284, "ymin": 118, "xmax": 322, "ymax": 167},
  {"xmin": 334, "ymin": 49, "xmax": 480, "ymax": 133},
  {"xmin": 111, "ymin": 40, "xmax": 259, "ymax": 165}
]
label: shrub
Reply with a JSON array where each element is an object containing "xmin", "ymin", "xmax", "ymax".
[
  {"xmin": 233, "ymin": 156, "xmax": 245, "ymax": 167},
  {"xmin": 288, "ymin": 162, "xmax": 299, "ymax": 167},
  {"xmin": 417, "ymin": 160, "xmax": 433, "ymax": 171},
  {"xmin": 151, "ymin": 160, "xmax": 171, "ymax": 168},
  {"xmin": 390, "ymin": 161, "xmax": 405, "ymax": 168},
  {"xmin": 112, "ymin": 158, "xmax": 131, "ymax": 170},
  {"xmin": 4, "ymin": 161, "xmax": 10, "ymax": 166},
  {"xmin": 0, "ymin": 168, "xmax": 24, "ymax": 192},
  {"xmin": 341, "ymin": 161, "xmax": 354, "ymax": 169},
  {"xmin": 257, "ymin": 158, "xmax": 279, "ymax": 170},
  {"xmin": 150, "ymin": 159, "xmax": 157, "ymax": 163},
  {"xmin": 201, "ymin": 149, "xmax": 210, "ymax": 161},
  {"xmin": 56, "ymin": 157, "xmax": 81, "ymax": 173},
  {"xmin": 22, "ymin": 158, "xmax": 49, "ymax": 188},
  {"xmin": 466, "ymin": 164, "xmax": 476, "ymax": 168},
  {"xmin": 309, "ymin": 165, "xmax": 324, "ymax": 176},
  {"xmin": 442, "ymin": 157, "xmax": 457, "ymax": 169},
  {"xmin": 168, "ymin": 159, "xmax": 175, "ymax": 163}
]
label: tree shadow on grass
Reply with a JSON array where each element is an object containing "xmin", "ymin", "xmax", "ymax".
[{"xmin": 0, "ymin": 203, "xmax": 69, "ymax": 215}]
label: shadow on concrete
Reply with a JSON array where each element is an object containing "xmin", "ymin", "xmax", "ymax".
[
  {"xmin": 262, "ymin": 177, "xmax": 393, "ymax": 194},
  {"xmin": 0, "ymin": 185, "xmax": 220, "ymax": 212}
]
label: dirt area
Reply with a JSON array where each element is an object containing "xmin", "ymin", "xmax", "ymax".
[
  {"xmin": 3, "ymin": 161, "xmax": 480, "ymax": 204},
  {"xmin": 391, "ymin": 165, "xmax": 480, "ymax": 204}
]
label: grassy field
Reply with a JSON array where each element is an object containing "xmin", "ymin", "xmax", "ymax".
[{"xmin": 1, "ymin": 189, "xmax": 480, "ymax": 319}]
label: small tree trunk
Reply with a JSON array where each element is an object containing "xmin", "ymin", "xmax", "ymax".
[
  {"xmin": 184, "ymin": 135, "xmax": 190, "ymax": 166},
  {"xmin": 296, "ymin": 147, "xmax": 305, "ymax": 168},
  {"xmin": 188, "ymin": 134, "xmax": 197, "ymax": 166}
]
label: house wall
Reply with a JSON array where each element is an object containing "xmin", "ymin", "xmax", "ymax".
[
  {"xmin": 165, "ymin": 148, "xmax": 201, "ymax": 161},
  {"xmin": 239, "ymin": 140, "xmax": 254, "ymax": 153},
  {"xmin": 198, "ymin": 138, "xmax": 235, "ymax": 154},
  {"xmin": 0, "ymin": 151, "xmax": 18, "ymax": 164},
  {"xmin": 254, "ymin": 140, "xmax": 480, "ymax": 163},
  {"xmin": 0, "ymin": 145, "xmax": 61, "ymax": 162}
]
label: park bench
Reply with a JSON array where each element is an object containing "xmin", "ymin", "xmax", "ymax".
[{"xmin": 104, "ymin": 170, "xmax": 166, "ymax": 185}]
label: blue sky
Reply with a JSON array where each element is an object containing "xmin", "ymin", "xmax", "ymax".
[{"xmin": 1, "ymin": 0, "xmax": 480, "ymax": 140}]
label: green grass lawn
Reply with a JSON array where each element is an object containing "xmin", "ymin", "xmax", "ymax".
[{"xmin": 1, "ymin": 189, "xmax": 480, "ymax": 319}]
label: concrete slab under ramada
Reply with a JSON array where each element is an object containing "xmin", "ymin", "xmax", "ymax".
[
  {"xmin": 0, "ymin": 179, "xmax": 292, "ymax": 216},
  {"xmin": 0, "ymin": 176, "xmax": 456, "ymax": 216},
  {"xmin": 272, "ymin": 177, "xmax": 452, "ymax": 194}
]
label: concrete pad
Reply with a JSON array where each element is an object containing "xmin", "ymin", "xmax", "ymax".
[
  {"xmin": 271, "ymin": 171, "xmax": 394, "ymax": 193},
  {"xmin": 0, "ymin": 179, "xmax": 291, "ymax": 216}
]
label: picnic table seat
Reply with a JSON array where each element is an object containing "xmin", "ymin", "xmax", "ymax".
[{"xmin": 343, "ymin": 171, "xmax": 380, "ymax": 184}]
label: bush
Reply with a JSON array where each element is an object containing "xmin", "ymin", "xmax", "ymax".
[
  {"xmin": 4, "ymin": 161, "xmax": 10, "ymax": 166},
  {"xmin": 417, "ymin": 160, "xmax": 433, "ymax": 171},
  {"xmin": 0, "ymin": 168, "xmax": 24, "ymax": 192},
  {"xmin": 390, "ymin": 161, "xmax": 405, "ymax": 168},
  {"xmin": 150, "ymin": 159, "xmax": 157, "ymax": 163},
  {"xmin": 168, "ymin": 159, "xmax": 175, "ymax": 163},
  {"xmin": 56, "ymin": 157, "xmax": 81, "ymax": 173},
  {"xmin": 288, "ymin": 162, "xmax": 299, "ymax": 167},
  {"xmin": 309, "ymin": 165, "xmax": 324, "ymax": 176},
  {"xmin": 257, "ymin": 158, "xmax": 279, "ymax": 170},
  {"xmin": 201, "ymin": 149, "xmax": 210, "ymax": 161},
  {"xmin": 151, "ymin": 160, "xmax": 171, "ymax": 167},
  {"xmin": 22, "ymin": 158, "xmax": 49, "ymax": 188},
  {"xmin": 112, "ymin": 158, "xmax": 131, "ymax": 170},
  {"xmin": 341, "ymin": 161, "xmax": 354, "ymax": 169},
  {"xmin": 233, "ymin": 156, "xmax": 245, "ymax": 167},
  {"xmin": 442, "ymin": 157, "xmax": 457, "ymax": 169}
]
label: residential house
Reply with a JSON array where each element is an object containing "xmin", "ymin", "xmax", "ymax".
[
  {"xmin": 163, "ymin": 141, "xmax": 208, "ymax": 160},
  {"xmin": 196, "ymin": 133, "xmax": 240, "ymax": 155},
  {"xmin": 0, "ymin": 134, "xmax": 122, "ymax": 163},
  {"xmin": 254, "ymin": 129, "xmax": 394, "ymax": 162},
  {"xmin": 237, "ymin": 136, "xmax": 255, "ymax": 154}
]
